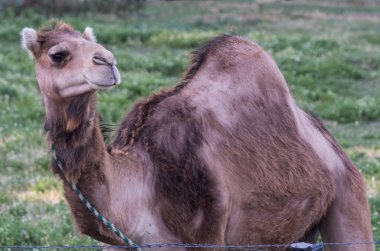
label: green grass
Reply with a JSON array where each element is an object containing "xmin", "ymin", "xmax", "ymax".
[{"xmin": 0, "ymin": 0, "xmax": 379, "ymax": 249}]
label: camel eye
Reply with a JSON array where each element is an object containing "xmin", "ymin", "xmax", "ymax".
[{"xmin": 49, "ymin": 52, "xmax": 67, "ymax": 63}]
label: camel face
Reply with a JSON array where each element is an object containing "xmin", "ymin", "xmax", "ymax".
[{"xmin": 21, "ymin": 23, "xmax": 120, "ymax": 99}]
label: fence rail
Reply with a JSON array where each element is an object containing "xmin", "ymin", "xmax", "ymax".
[{"xmin": 1, "ymin": 240, "xmax": 380, "ymax": 251}]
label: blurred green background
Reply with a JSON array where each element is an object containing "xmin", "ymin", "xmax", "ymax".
[{"xmin": 0, "ymin": 0, "xmax": 379, "ymax": 249}]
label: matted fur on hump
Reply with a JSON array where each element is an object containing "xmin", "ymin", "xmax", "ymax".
[
  {"xmin": 112, "ymin": 35, "xmax": 234, "ymax": 147},
  {"xmin": 112, "ymin": 36, "xmax": 235, "ymax": 241}
]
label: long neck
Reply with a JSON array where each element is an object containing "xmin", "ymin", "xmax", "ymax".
[
  {"xmin": 44, "ymin": 92, "xmax": 107, "ymax": 182},
  {"xmin": 43, "ymin": 93, "xmax": 125, "ymax": 244}
]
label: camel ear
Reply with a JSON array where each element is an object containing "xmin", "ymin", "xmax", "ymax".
[
  {"xmin": 83, "ymin": 27, "xmax": 97, "ymax": 43},
  {"xmin": 20, "ymin": 27, "xmax": 39, "ymax": 59}
]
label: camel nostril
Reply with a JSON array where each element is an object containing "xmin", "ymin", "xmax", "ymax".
[{"xmin": 93, "ymin": 56, "xmax": 108, "ymax": 65}]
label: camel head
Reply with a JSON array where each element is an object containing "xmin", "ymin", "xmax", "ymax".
[{"xmin": 20, "ymin": 22, "xmax": 120, "ymax": 99}]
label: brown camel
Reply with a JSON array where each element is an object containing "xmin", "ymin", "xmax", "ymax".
[{"xmin": 21, "ymin": 22, "xmax": 374, "ymax": 251}]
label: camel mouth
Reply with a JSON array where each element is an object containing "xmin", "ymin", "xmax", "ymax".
[
  {"xmin": 84, "ymin": 74, "xmax": 119, "ymax": 91},
  {"xmin": 89, "ymin": 81, "xmax": 117, "ymax": 90},
  {"xmin": 83, "ymin": 64, "xmax": 121, "ymax": 91}
]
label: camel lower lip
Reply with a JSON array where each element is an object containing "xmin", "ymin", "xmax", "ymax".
[
  {"xmin": 97, "ymin": 83, "xmax": 114, "ymax": 87},
  {"xmin": 85, "ymin": 76, "xmax": 116, "ymax": 89},
  {"xmin": 93, "ymin": 82, "xmax": 115, "ymax": 88}
]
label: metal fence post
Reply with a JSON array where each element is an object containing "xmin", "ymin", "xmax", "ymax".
[{"xmin": 287, "ymin": 242, "xmax": 324, "ymax": 251}]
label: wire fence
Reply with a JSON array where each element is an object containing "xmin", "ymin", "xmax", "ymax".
[{"xmin": 1, "ymin": 240, "xmax": 379, "ymax": 251}]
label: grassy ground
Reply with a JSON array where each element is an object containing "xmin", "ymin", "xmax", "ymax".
[{"xmin": 0, "ymin": 0, "xmax": 379, "ymax": 249}]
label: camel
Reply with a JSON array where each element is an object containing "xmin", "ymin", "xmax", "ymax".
[{"xmin": 21, "ymin": 22, "xmax": 374, "ymax": 251}]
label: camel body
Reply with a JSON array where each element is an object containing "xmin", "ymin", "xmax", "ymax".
[{"xmin": 21, "ymin": 23, "xmax": 373, "ymax": 251}]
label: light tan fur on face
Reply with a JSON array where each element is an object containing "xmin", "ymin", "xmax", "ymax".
[{"xmin": 21, "ymin": 24, "xmax": 120, "ymax": 99}]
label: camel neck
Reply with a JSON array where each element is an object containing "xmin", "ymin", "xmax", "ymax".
[
  {"xmin": 43, "ymin": 93, "xmax": 97, "ymax": 146},
  {"xmin": 43, "ymin": 93, "xmax": 107, "ymax": 182}
]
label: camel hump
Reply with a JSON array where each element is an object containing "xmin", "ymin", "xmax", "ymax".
[{"xmin": 113, "ymin": 35, "xmax": 286, "ymax": 147}]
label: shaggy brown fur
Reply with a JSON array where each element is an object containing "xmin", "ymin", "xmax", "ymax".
[
  {"xmin": 113, "ymin": 35, "xmax": 232, "ymax": 147},
  {"xmin": 22, "ymin": 23, "xmax": 374, "ymax": 251}
]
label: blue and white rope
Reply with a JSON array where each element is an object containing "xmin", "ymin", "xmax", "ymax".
[{"xmin": 51, "ymin": 144, "xmax": 142, "ymax": 251}]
